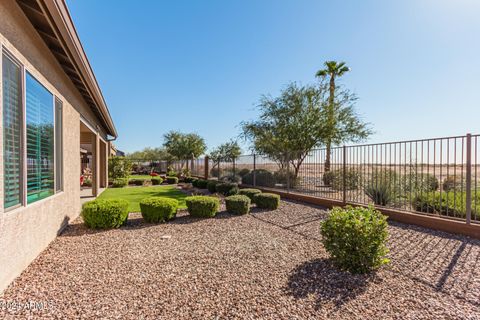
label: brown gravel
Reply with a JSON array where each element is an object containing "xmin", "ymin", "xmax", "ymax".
[{"xmin": 1, "ymin": 200, "xmax": 480, "ymax": 319}]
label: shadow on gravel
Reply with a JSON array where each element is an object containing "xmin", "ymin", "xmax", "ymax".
[{"xmin": 286, "ymin": 258, "xmax": 374, "ymax": 309}]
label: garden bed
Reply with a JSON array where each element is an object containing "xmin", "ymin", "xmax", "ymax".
[{"xmin": 1, "ymin": 200, "xmax": 479, "ymax": 319}]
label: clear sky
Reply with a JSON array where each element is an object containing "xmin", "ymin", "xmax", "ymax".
[{"xmin": 67, "ymin": 0, "xmax": 480, "ymax": 154}]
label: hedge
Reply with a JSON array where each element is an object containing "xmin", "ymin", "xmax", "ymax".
[
  {"xmin": 238, "ymin": 188, "xmax": 262, "ymax": 201},
  {"xmin": 166, "ymin": 176, "xmax": 179, "ymax": 184},
  {"xmin": 215, "ymin": 182, "xmax": 239, "ymax": 196},
  {"xmin": 225, "ymin": 195, "xmax": 251, "ymax": 215},
  {"xmin": 253, "ymin": 193, "xmax": 280, "ymax": 209},
  {"xmin": 151, "ymin": 177, "xmax": 163, "ymax": 185},
  {"xmin": 140, "ymin": 197, "xmax": 178, "ymax": 223},
  {"xmin": 207, "ymin": 180, "xmax": 220, "ymax": 193},
  {"xmin": 185, "ymin": 196, "xmax": 220, "ymax": 218},
  {"xmin": 81, "ymin": 199, "xmax": 129, "ymax": 229},
  {"xmin": 112, "ymin": 178, "xmax": 128, "ymax": 188},
  {"xmin": 196, "ymin": 179, "xmax": 208, "ymax": 189}
]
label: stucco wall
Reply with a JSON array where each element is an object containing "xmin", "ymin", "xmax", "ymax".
[{"xmin": 0, "ymin": 0, "xmax": 104, "ymax": 293}]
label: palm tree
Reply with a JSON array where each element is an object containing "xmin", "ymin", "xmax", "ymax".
[{"xmin": 315, "ymin": 61, "xmax": 350, "ymax": 175}]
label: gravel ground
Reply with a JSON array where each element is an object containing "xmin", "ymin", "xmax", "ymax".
[{"xmin": 1, "ymin": 200, "xmax": 480, "ymax": 319}]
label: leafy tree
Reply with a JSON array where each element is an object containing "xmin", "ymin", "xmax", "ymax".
[
  {"xmin": 209, "ymin": 140, "xmax": 242, "ymax": 173},
  {"xmin": 241, "ymin": 82, "xmax": 328, "ymax": 179},
  {"xmin": 315, "ymin": 61, "xmax": 371, "ymax": 173},
  {"xmin": 108, "ymin": 156, "xmax": 132, "ymax": 180},
  {"xmin": 127, "ymin": 147, "xmax": 171, "ymax": 160},
  {"xmin": 163, "ymin": 131, "xmax": 207, "ymax": 161}
]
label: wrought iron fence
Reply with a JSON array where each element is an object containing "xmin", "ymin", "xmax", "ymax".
[{"xmin": 191, "ymin": 133, "xmax": 479, "ymax": 224}]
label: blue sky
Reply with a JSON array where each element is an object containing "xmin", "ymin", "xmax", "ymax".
[{"xmin": 67, "ymin": 0, "xmax": 480, "ymax": 154}]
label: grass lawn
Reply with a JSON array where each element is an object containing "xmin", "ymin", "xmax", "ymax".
[
  {"xmin": 129, "ymin": 175, "xmax": 157, "ymax": 180},
  {"xmin": 98, "ymin": 185, "xmax": 187, "ymax": 212}
]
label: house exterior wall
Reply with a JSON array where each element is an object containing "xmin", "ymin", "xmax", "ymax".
[{"xmin": 0, "ymin": 0, "xmax": 108, "ymax": 293}]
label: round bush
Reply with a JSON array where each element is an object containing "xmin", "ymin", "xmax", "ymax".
[
  {"xmin": 129, "ymin": 178, "xmax": 146, "ymax": 186},
  {"xmin": 442, "ymin": 175, "xmax": 464, "ymax": 192},
  {"xmin": 220, "ymin": 174, "xmax": 242, "ymax": 183},
  {"xmin": 166, "ymin": 176, "xmax": 179, "ymax": 184},
  {"xmin": 184, "ymin": 177, "xmax": 196, "ymax": 183},
  {"xmin": 215, "ymin": 182, "xmax": 239, "ymax": 196},
  {"xmin": 81, "ymin": 199, "xmax": 129, "ymax": 229},
  {"xmin": 225, "ymin": 195, "xmax": 251, "ymax": 215},
  {"xmin": 185, "ymin": 196, "xmax": 219, "ymax": 218},
  {"xmin": 151, "ymin": 177, "xmax": 163, "ymax": 185},
  {"xmin": 253, "ymin": 193, "xmax": 280, "ymax": 209},
  {"xmin": 140, "ymin": 197, "xmax": 178, "ymax": 223},
  {"xmin": 238, "ymin": 168, "xmax": 251, "ymax": 177},
  {"xmin": 273, "ymin": 169, "xmax": 299, "ymax": 187},
  {"xmin": 320, "ymin": 206, "xmax": 389, "ymax": 274},
  {"xmin": 241, "ymin": 169, "xmax": 275, "ymax": 187},
  {"xmin": 112, "ymin": 178, "xmax": 128, "ymax": 188},
  {"xmin": 207, "ymin": 180, "xmax": 220, "ymax": 193},
  {"xmin": 238, "ymin": 188, "xmax": 262, "ymax": 201},
  {"xmin": 323, "ymin": 169, "xmax": 361, "ymax": 191},
  {"xmin": 196, "ymin": 179, "xmax": 208, "ymax": 189}
]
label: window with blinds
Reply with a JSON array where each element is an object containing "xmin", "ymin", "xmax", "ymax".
[
  {"xmin": 2, "ymin": 54, "xmax": 23, "ymax": 209},
  {"xmin": 26, "ymin": 72, "xmax": 54, "ymax": 204}
]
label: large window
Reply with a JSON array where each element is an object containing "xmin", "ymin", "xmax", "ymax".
[
  {"xmin": 25, "ymin": 72, "xmax": 54, "ymax": 204},
  {"xmin": 2, "ymin": 54, "xmax": 23, "ymax": 209}
]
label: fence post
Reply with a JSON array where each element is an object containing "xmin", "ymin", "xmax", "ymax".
[
  {"xmin": 204, "ymin": 156, "xmax": 209, "ymax": 180},
  {"xmin": 286, "ymin": 152, "xmax": 290, "ymax": 193},
  {"xmin": 343, "ymin": 145, "xmax": 347, "ymax": 205},
  {"xmin": 466, "ymin": 134, "xmax": 472, "ymax": 224},
  {"xmin": 253, "ymin": 154, "xmax": 256, "ymax": 187}
]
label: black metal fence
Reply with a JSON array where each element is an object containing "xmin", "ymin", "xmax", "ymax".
[{"xmin": 191, "ymin": 134, "xmax": 479, "ymax": 224}]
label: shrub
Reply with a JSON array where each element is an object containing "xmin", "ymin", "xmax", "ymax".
[
  {"xmin": 442, "ymin": 175, "xmax": 464, "ymax": 192},
  {"xmin": 412, "ymin": 192, "xmax": 479, "ymax": 218},
  {"xmin": 364, "ymin": 169, "xmax": 399, "ymax": 206},
  {"xmin": 320, "ymin": 206, "xmax": 389, "ymax": 274},
  {"xmin": 83, "ymin": 178, "xmax": 92, "ymax": 187},
  {"xmin": 242, "ymin": 169, "xmax": 275, "ymax": 187},
  {"xmin": 253, "ymin": 193, "xmax": 280, "ymax": 209},
  {"xmin": 185, "ymin": 196, "xmax": 219, "ymax": 218},
  {"xmin": 220, "ymin": 174, "xmax": 242, "ymax": 183},
  {"xmin": 140, "ymin": 197, "xmax": 178, "ymax": 223},
  {"xmin": 196, "ymin": 179, "xmax": 208, "ymax": 189},
  {"xmin": 81, "ymin": 199, "xmax": 129, "ymax": 229},
  {"xmin": 238, "ymin": 168, "xmax": 251, "ymax": 177},
  {"xmin": 323, "ymin": 168, "xmax": 361, "ymax": 191},
  {"xmin": 402, "ymin": 170, "xmax": 439, "ymax": 193},
  {"xmin": 112, "ymin": 178, "xmax": 128, "ymax": 188},
  {"xmin": 273, "ymin": 169, "xmax": 299, "ymax": 188},
  {"xmin": 210, "ymin": 167, "xmax": 222, "ymax": 178},
  {"xmin": 151, "ymin": 177, "xmax": 163, "ymax": 185},
  {"xmin": 207, "ymin": 180, "xmax": 220, "ymax": 193},
  {"xmin": 184, "ymin": 177, "xmax": 196, "ymax": 183},
  {"xmin": 166, "ymin": 176, "xmax": 179, "ymax": 184},
  {"xmin": 225, "ymin": 195, "xmax": 251, "ymax": 215},
  {"xmin": 129, "ymin": 178, "xmax": 146, "ymax": 186},
  {"xmin": 108, "ymin": 156, "xmax": 132, "ymax": 180},
  {"xmin": 238, "ymin": 188, "xmax": 262, "ymax": 201},
  {"xmin": 215, "ymin": 182, "xmax": 239, "ymax": 196}
]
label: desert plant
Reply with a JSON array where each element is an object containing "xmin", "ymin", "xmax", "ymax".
[
  {"xmin": 412, "ymin": 191, "xmax": 479, "ymax": 218},
  {"xmin": 112, "ymin": 178, "xmax": 128, "ymax": 188},
  {"xmin": 151, "ymin": 177, "xmax": 163, "ymax": 185},
  {"xmin": 442, "ymin": 175, "xmax": 464, "ymax": 192},
  {"xmin": 253, "ymin": 193, "xmax": 280, "ymax": 209},
  {"xmin": 238, "ymin": 168, "xmax": 251, "ymax": 177},
  {"xmin": 241, "ymin": 169, "xmax": 275, "ymax": 187},
  {"xmin": 166, "ymin": 176, "xmax": 179, "ymax": 184},
  {"xmin": 81, "ymin": 199, "xmax": 129, "ymax": 229},
  {"xmin": 207, "ymin": 180, "xmax": 220, "ymax": 193},
  {"xmin": 196, "ymin": 179, "xmax": 208, "ymax": 189},
  {"xmin": 140, "ymin": 197, "xmax": 178, "ymax": 223},
  {"xmin": 215, "ymin": 182, "xmax": 239, "ymax": 196},
  {"xmin": 273, "ymin": 169, "xmax": 299, "ymax": 188},
  {"xmin": 238, "ymin": 188, "xmax": 262, "ymax": 201},
  {"xmin": 323, "ymin": 168, "xmax": 361, "ymax": 191},
  {"xmin": 185, "ymin": 196, "xmax": 219, "ymax": 218},
  {"xmin": 320, "ymin": 206, "xmax": 389, "ymax": 274},
  {"xmin": 364, "ymin": 169, "xmax": 399, "ymax": 206},
  {"xmin": 225, "ymin": 195, "xmax": 251, "ymax": 215}
]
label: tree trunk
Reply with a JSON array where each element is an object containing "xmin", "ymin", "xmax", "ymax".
[{"xmin": 325, "ymin": 74, "xmax": 335, "ymax": 173}]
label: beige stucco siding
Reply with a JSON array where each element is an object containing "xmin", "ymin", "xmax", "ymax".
[{"xmin": 0, "ymin": 0, "xmax": 105, "ymax": 293}]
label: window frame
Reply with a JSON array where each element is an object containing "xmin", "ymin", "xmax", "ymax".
[{"xmin": 1, "ymin": 46, "xmax": 63, "ymax": 211}]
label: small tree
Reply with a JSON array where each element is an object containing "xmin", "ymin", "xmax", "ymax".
[
  {"xmin": 163, "ymin": 131, "xmax": 207, "ymax": 167},
  {"xmin": 209, "ymin": 140, "xmax": 242, "ymax": 177},
  {"xmin": 108, "ymin": 156, "xmax": 132, "ymax": 180},
  {"xmin": 127, "ymin": 147, "xmax": 171, "ymax": 160}
]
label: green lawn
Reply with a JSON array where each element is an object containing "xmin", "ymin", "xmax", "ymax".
[
  {"xmin": 129, "ymin": 175, "xmax": 157, "ymax": 180},
  {"xmin": 98, "ymin": 185, "xmax": 187, "ymax": 212}
]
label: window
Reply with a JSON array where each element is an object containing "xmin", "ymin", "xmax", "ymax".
[
  {"xmin": 25, "ymin": 72, "xmax": 54, "ymax": 204},
  {"xmin": 55, "ymin": 98, "xmax": 63, "ymax": 192},
  {"xmin": 2, "ymin": 54, "xmax": 23, "ymax": 209}
]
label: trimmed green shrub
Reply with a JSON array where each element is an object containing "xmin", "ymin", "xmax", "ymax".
[
  {"xmin": 273, "ymin": 169, "xmax": 299, "ymax": 187},
  {"xmin": 81, "ymin": 199, "xmax": 129, "ymax": 229},
  {"xmin": 185, "ymin": 196, "xmax": 219, "ymax": 218},
  {"xmin": 215, "ymin": 182, "xmax": 239, "ymax": 196},
  {"xmin": 442, "ymin": 175, "xmax": 464, "ymax": 192},
  {"xmin": 225, "ymin": 195, "xmax": 251, "ymax": 215},
  {"xmin": 184, "ymin": 177, "xmax": 196, "ymax": 183},
  {"xmin": 207, "ymin": 180, "xmax": 220, "ymax": 193},
  {"xmin": 242, "ymin": 169, "xmax": 275, "ymax": 187},
  {"xmin": 196, "ymin": 179, "xmax": 208, "ymax": 189},
  {"xmin": 320, "ymin": 206, "xmax": 389, "ymax": 274},
  {"xmin": 140, "ymin": 197, "xmax": 178, "ymax": 223},
  {"xmin": 253, "ymin": 193, "xmax": 280, "ymax": 209},
  {"xmin": 112, "ymin": 178, "xmax": 128, "ymax": 188},
  {"xmin": 238, "ymin": 168, "xmax": 251, "ymax": 177},
  {"xmin": 166, "ymin": 176, "xmax": 179, "ymax": 184},
  {"xmin": 129, "ymin": 178, "xmax": 146, "ymax": 186},
  {"xmin": 151, "ymin": 177, "xmax": 163, "ymax": 185},
  {"xmin": 238, "ymin": 188, "xmax": 262, "ymax": 201}
]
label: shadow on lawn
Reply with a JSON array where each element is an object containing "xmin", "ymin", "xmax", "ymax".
[{"xmin": 286, "ymin": 258, "xmax": 374, "ymax": 309}]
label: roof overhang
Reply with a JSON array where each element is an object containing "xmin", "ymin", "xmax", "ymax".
[{"xmin": 16, "ymin": 0, "xmax": 117, "ymax": 138}]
